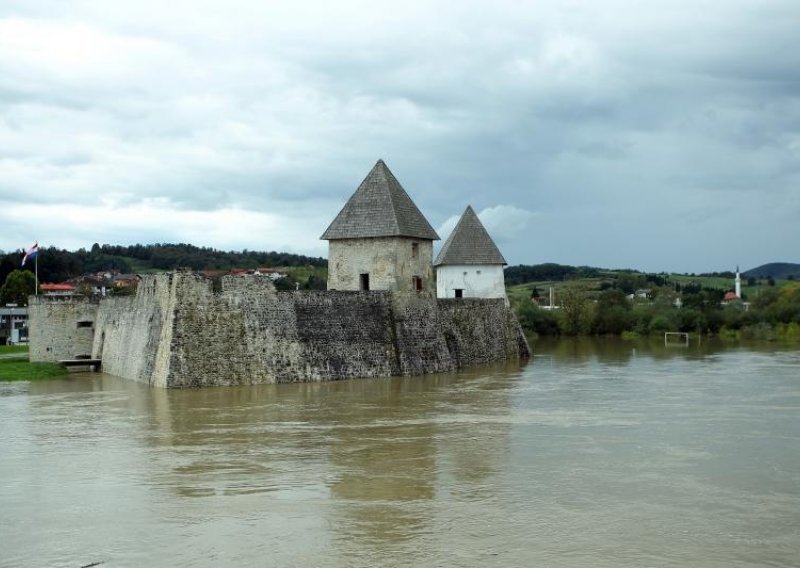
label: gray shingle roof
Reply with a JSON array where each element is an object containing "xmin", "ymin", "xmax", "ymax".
[
  {"xmin": 321, "ymin": 160, "xmax": 439, "ymax": 241},
  {"xmin": 433, "ymin": 205, "xmax": 507, "ymax": 266}
]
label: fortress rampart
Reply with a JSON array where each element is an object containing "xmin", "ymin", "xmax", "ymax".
[{"xmin": 29, "ymin": 272, "xmax": 529, "ymax": 388}]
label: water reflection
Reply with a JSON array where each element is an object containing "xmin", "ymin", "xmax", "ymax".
[
  {"xmin": 41, "ymin": 363, "xmax": 523, "ymax": 558},
  {"xmin": 530, "ymin": 335, "xmax": 796, "ymax": 366}
]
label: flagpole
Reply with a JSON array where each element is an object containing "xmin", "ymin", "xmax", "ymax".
[{"xmin": 35, "ymin": 253, "xmax": 38, "ymax": 296}]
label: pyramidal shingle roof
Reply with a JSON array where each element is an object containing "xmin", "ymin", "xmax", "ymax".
[
  {"xmin": 321, "ymin": 160, "xmax": 439, "ymax": 241},
  {"xmin": 433, "ymin": 205, "xmax": 507, "ymax": 266}
]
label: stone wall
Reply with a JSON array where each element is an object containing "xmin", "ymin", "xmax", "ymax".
[
  {"xmin": 247, "ymin": 291, "xmax": 398, "ymax": 383},
  {"xmin": 392, "ymin": 293, "xmax": 453, "ymax": 375},
  {"xmin": 32, "ymin": 271, "xmax": 529, "ymax": 387},
  {"xmin": 328, "ymin": 237, "xmax": 434, "ymax": 293},
  {"xmin": 28, "ymin": 297, "xmax": 100, "ymax": 362},
  {"xmin": 91, "ymin": 273, "xmax": 178, "ymax": 387},
  {"xmin": 161, "ymin": 283, "xmax": 528, "ymax": 387},
  {"xmin": 167, "ymin": 273, "xmax": 271, "ymax": 387},
  {"xmin": 438, "ymin": 298, "xmax": 530, "ymax": 367}
]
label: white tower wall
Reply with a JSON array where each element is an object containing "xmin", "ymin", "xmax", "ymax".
[{"xmin": 436, "ymin": 265, "xmax": 507, "ymax": 304}]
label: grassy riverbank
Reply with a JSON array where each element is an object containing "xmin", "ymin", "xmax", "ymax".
[{"xmin": 0, "ymin": 347, "xmax": 68, "ymax": 381}]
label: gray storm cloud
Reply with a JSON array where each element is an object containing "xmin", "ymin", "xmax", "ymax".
[{"xmin": 1, "ymin": 0, "xmax": 798, "ymax": 271}]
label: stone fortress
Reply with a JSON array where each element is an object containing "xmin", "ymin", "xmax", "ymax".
[{"xmin": 29, "ymin": 160, "xmax": 530, "ymax": 388}]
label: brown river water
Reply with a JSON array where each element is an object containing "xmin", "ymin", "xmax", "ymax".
[{"xmin": 1, "ymin": 338, "xmax": 799, "ymax": 567}]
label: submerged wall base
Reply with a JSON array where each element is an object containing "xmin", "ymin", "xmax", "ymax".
[{"xmin": 30, "ymin": 272, "xmax": 530, "ymax": 388}]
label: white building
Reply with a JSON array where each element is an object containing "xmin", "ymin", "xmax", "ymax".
[
  {"xmin": 434, "ymin": 205, "xmax": 508, "ymax": 303},
  {"xmin": 0, "ymin": 305, "xmax": 28, "ymax": 345}
]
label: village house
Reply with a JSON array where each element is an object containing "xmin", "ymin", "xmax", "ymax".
[
  {"xmin": 0, "ymin": 305, "xmax": 28, "ymax": 345},
  {"xmin": 39, "ymin": 283, "xmax": 77, "ymax": 297},
  {"xmin": 112, "ymin": 274, "xmax": 139, "ymax": 289},
  {"xmin": 68, "ymin": 274, "xmax": 112, "ymax": 296},
  {"xmin": 254, "ymin": 267, "xmax": 289, "ymax": 280}
]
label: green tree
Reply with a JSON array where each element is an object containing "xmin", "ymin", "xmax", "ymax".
[
  {"xmin": 516, "ymin": 301, "xmax": 560, "ymax": 336},
  {"xmin": 0, "ymin": 269, "xmax": 37, "ymax": 306},
  {"xmin": 273, "ymin": 276, "xmax": 298, "ymax": 291},
  {"xmin": 593, "ymin": 289, "xmax": 632, "ymax": 335},
  {"xmin": 648, "ymin": 313, "xmax": 676, "ymax": 334},
  {"xmin": 558, "ymin": 286, "xmax": 594, "ymax": 335},
  {"xmin": 677, "ymin": 308, "xmax": 707, "ymax": 333}
]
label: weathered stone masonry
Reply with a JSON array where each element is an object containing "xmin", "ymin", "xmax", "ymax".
[
  {"xmin": 30, "ymin": 272, "xmax": 529, "ymax": 388},
  {"xmin": 29, "ymin": 297, "xmax": 100, "ymax": 362}
]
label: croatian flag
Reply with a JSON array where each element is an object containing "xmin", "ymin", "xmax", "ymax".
[{"xmin": 21, "ymin": 242, "xmax": 38, "ymax": 267}]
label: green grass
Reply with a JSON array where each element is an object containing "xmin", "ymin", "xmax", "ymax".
[
  {"xmin": 508, "ymin": 279, "xmax": 603, "ymax": 306},
  {"xmin": 0, "ymin": 345, "xmax": 29, "ymax": 356},
  {"xmin": 283, "ymin": 266, "xmax": 328, "ymax": 282},
  {"xmin": 0, "ymin": 358, "xmax": 68, "ymax": 381},
  {"xmin": 1, "ymin": 344, "xmax": 68, "ymax": 382}
]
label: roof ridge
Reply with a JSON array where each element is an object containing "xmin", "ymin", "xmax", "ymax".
[{"xmin": 378, "ymin": 159, "xmax": 401, "ymax": 235}]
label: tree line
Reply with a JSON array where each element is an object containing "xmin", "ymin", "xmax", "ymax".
[
  {"xmin": 515, "ymin": 280, "xmax": 800, "ymax": 341},
  {"xmin": 504, "ymin": 263, "xmax": 601, "ymax": 285},
  {"xmin": 0, "ymin": 243, "xmax": 327, "ymax": 288}
]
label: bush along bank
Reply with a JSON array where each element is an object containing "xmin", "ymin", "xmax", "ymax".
[{"xmin": 513, "ymin": 282, "xmax": 800, "ymax": 341}]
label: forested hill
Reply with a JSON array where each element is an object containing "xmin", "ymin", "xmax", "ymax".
[
  {"xmin": 744, "ymin": 263, "xmax": 800, "ymax": 280},
  {"xmin": 0, "ymin": 243, "xmax": 327, "ymax": 285},
  {"xmin": 503, "ymin": 263, "xmax": 603, "ymax": 285}
]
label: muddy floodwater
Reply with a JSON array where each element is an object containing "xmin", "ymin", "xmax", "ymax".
[{"xmin": 1, "ymin": 338, "xmax": 799, "ymax": 567}]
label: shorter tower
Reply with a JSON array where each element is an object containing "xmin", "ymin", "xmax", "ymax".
[{"xmin": 433, "ymin": 205, "xmax": 508, "ymax": 302}]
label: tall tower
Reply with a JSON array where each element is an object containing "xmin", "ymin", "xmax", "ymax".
[
  {"xmin": 321, "ymin": 160, "xmax": 439, "ymax": 292},
  {"xmin": 735, "ymin": 265, "xmax": 742, "ymax": 298}
]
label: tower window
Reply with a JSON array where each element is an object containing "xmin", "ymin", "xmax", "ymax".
[
  {"xmin": 411, "ymin": 242, "xmax": 419, "ymax": 259},
  {"xmin": 454, "ymin": 289, "xmax": 464, "ymax": 298},
  {"xmin": 412, "ymin": 276, "xmax": 423, "ymax": 291},
  {"xmin": 360, "ymin": 273, "xmax": 370, "ymax": 291}
]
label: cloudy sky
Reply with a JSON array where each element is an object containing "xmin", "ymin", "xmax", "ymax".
[{"xmin": 1, "ymin": 0, "xmax": 798, "ymax": 273}]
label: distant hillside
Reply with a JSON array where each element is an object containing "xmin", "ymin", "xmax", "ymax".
[
  {"xmin": 0, "ymin": 243, "xmax": 327, "ymax": 286},
  {"xmin": 504, "ymin": 263, "xmax": 603, "ymax": 285},
  {"xmin": 743, "ymin": 263, "xmax": 800, "ymax": 279}
]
